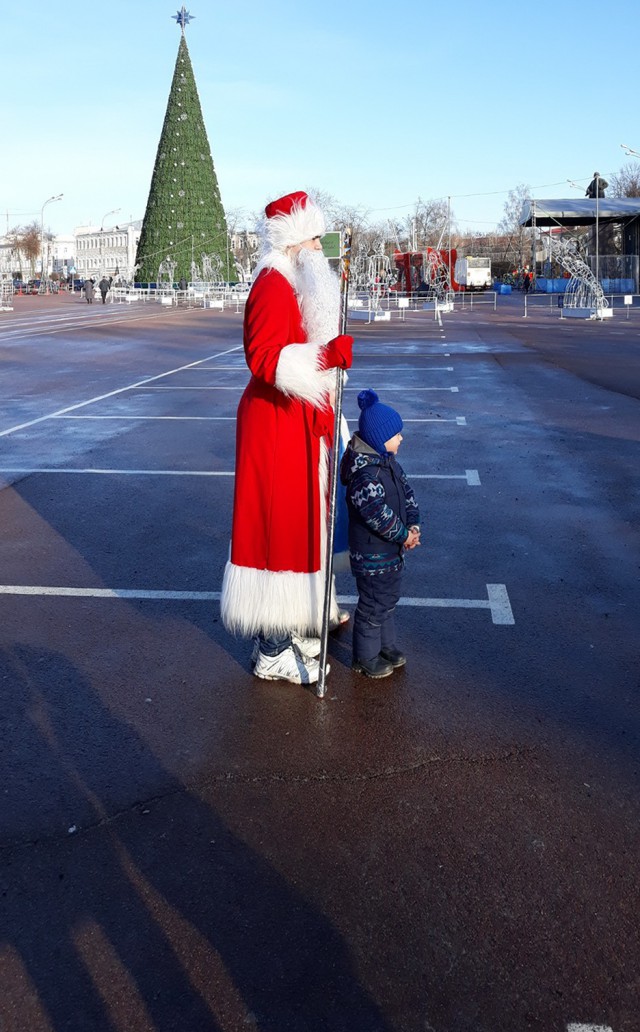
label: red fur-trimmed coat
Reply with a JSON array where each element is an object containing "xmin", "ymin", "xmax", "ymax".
[{"xmin": 221, "ymin": 253, "xmax": 340, "ymax": 637}]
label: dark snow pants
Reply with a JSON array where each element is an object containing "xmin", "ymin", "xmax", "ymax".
[{"xmin": 353, "ymin": 569, "xmax": 402, "ymax": 662}]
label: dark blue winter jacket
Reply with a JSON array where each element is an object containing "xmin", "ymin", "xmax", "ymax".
[{"xmin": 339, "ymin": 434, "xmax": 420, "ymax": 576}]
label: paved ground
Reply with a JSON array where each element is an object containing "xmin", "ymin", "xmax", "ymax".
[{"xmin": 0, "ymin": 291, "xmax": 638, "ymax": 1032}]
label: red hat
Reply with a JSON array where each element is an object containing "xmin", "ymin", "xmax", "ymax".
[
  {"xmin": 265, "ymin": 191, "xmax": 308, "ymax": 220},
  {"xmin": 263, "ymin": 190, "xmax": 326, "ymax": 251}
]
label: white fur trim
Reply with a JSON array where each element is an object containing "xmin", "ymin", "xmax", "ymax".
[
  {"xmin": 221, "ymin": 563, "xmax": 339, "ymax": 637},
  {"xmin": 221, "ymin": 437, "xmax": 341, "ymax": 638},
  {"xmin": 263, "ymin": 199, "xmax": 326, "ymax": 251},
  {"xmin": 252, "ymin": 250, "xmax": 296, "ymax": 286},
  {"xmin": 275, "ymin": 342, "xmax": 334, "ymax": 408}
]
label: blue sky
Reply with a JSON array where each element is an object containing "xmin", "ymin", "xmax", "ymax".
[{"xmin": 3, "ymin": 0, "xmax": 639, "ymax": 237}]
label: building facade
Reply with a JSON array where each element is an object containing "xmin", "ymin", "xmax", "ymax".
[
  {"xmin": 51, "ymin": 235, "xmax": 75, "ymax": 278},
  {"xmin": 74, "ymin": 220, "xmax": 142, "ymax": 281}
]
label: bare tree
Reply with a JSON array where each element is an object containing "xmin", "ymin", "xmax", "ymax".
[
  {"xmin": 224, "ymin": 207, "xmax": 247, "ymax": 236},
  {"xmin": 7, "ymin": 222, "xmax": 41, "ymax": 278},
  {"xmin": 386, "ymin": 218, "xmax": 410, "ymax": 253},
  {"xmin": 22, "ymin": 222, "xmax": 41, "ymax": 267},
  {"xmin": 357, "ymin": 223, "xmax": 393, "ymax": 256},
  {"xmin": 408, "ymin": 197, "xmax": 450, "ymax": 250},
  {"xmin": 305, "ymin": 186, "xmax": 371, "ymax": 236},
  {"xmin": 609, "ymin": 162, "xmax": 640, "ymax": 198},
  {"xmin": 498, "ymin": 184, "xmax": 532, "ymax": 269}
]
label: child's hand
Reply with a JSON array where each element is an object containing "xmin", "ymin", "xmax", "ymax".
[{"xmin": 404, "ymin": 528, "xmax": 421, "ymax": 550}]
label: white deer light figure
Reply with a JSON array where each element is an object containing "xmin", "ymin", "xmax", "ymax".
[
  {"xmin": 202, "ymin": 253, "xmax": 223, "ymax": 283},
  {"xmin": 157, "ymin": 257, "xmax": 177, "ymax": 286},
  {"xmin": 424, "ymin": 250, "xmax": 452, "ymax": 300},
  {"xmin": 549, "ymin": 237, "xmax": 608, "ymax": 312},
  {"xmin": 367, "ymin": 254, "xmax": 390, "ymax": 310}
]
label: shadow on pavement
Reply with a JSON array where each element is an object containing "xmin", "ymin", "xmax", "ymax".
[{"xmin": 0, "ymin": 644, "xmax": 392, "ymax": 1032}]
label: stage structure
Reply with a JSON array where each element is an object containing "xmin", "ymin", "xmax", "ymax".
[{"xmin": 521, "ymin": 196, "xmax": 640, "ymax": 295}]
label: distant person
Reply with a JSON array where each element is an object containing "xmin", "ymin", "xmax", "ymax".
[
  {"xmin": 340, "ymin": 389, "xmax": 421, "ymax": 679},
  {"xmin": 522, "ymin": 270, "xmax": 532, "ymax": 294},
  {"xmin": 178, "ymin": 276, "xmax": 188, "ymax": 291},
  {"xmin": 98, "ymin": 276, "xmax": 111, "ymax": 303},
  {"xmin": 84, "ymin": 279, "xmax": 95, "ymax": 304},
  {"xmin": 586, "ymin": 172, "xmax": 608, "ymax": 199}
]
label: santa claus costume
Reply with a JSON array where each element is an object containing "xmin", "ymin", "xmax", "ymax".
[{"xmin": 220, "ymin": 191, "xmax": 352, "ymax": 682}]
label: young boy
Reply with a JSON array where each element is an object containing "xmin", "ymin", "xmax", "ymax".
[{"xmin": 340, "ymin": 389, "xmax": 421, "ymax": 679}]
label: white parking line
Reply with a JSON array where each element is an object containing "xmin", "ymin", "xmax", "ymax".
[
  {"xmin": 53, "ymin": 415, "xmax": 468, "ymax": 424},
  {"xmin": 0, "ymin": 468, "xmax": 236, "ymax": 476},
  {"xmin": 567, "ymin": 1024, "xmax": 613, "ymax": 1032},
  {"xmin": 410, "ymin": 470, "xmax": 481, "ymax": 485},
  {"xmin": 0, "ymin": 307, "xmax": 188, "ymax": 342},
  {"xmin": 339, "ymin": 417, "xmax": 468, "ymax": 425},
  {"xmin": 0, "ymin": 584, "xmax": 514, "ymax": 624},
  {"xmin": 0, "ymin": 467, "xmax": 480, "ymax": 484},
  {"xmin": 133, "ymin": 385, "xmax": 460, "ymax": 393},
  {"xmin": 53, "ymin": 415, "xmax": 238, "ymax": 421},
  {"xmin": 341, "ymin": 583, "xmax": 514, "ymax": 624},
  {"xmin": 179, "ymin": 365, "xmax": 456, "ymax": 372},
  {"xmin": 347, "ymin": 366, "xmax": 455, "ymax": 372},
  {"xmin": 0, "ymin": 346, "xmax": 243, "ymax": 438}
]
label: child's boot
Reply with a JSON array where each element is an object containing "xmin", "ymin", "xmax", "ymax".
[
  {"xmin": 380, "ymin": 647, "xmax": 406, "ymax": 668},
  {"xmin": 352, "ymin": 654, "xmax": 394, "ymax": 679}
]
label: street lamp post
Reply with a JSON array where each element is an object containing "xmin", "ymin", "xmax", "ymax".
[
  {"xmin": 40, "ymin": 194, "xmax": 63, "ymax": 286},
  {"xmin": 99, "ymin": 208, "xmax": 121, "ymax": 277},
  {"xmin": 447, "ymin": 195, "xmax": 451, "ymax": 291},
  {"xmin": 531, "ymin": 199, "xmax": 536, "ymax": 281},
  {"xmin": 595, "ymin": 176, "xmax": 600, "ymax": 299}
]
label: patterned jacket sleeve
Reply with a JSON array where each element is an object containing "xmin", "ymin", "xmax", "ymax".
[
  {"xmin": 349, "ymin": 467, "xmax": 409, "ymax": 544},
  {"xmin": 397, "ymin": 465, "xmax": 420, "ymax": 527}
]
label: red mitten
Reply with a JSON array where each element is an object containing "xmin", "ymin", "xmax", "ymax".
[{"xmin": 321, "ymin": 334, "xmax": 353, "ymax": 370}]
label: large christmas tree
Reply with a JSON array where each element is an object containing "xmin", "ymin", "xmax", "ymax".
[{"xmin": 135, "ymin": 9, "xmax": 228, "ymax": 284}]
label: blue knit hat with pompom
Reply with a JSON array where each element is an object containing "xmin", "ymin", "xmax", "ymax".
[{"xmin": 357, "ymin": 389, "xmax": 403, "ymax": 454}]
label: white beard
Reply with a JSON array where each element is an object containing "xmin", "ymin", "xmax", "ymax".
[{"xmin": 294, "ymin": 248, "xmax": 341, "ymax": 344}]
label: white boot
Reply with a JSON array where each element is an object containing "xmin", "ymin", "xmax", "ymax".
[{"xmin": 253, "ymin": 646, "xmax": 328, "ymax": 684}]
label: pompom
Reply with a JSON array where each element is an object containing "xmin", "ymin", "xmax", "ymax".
[{"xmin": 357, "ymin": 388, "xmax": 379, "ymax": 411}]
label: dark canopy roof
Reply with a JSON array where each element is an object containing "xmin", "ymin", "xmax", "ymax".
[{"xmin": 520, "ymin": 197, "xmax": 640, "ymax": 227}]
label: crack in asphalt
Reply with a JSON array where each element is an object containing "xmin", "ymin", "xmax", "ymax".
[{"xmin": 0, "ymin": 745, "xmax": 534, "ymax": 854}]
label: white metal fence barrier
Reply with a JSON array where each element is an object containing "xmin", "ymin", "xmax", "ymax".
[
  {"xmin": 347, "ymin": 289, "xmax": 497, "ymax": 322},
  {"xmin": 523, "ymin": 292, "xmax": 640, "ymax": 319},
  {"xmin": 109, "ymin": 285, "xmax": 249, "ymax": 310},
  {"xmin": 0, "ymin": 280, "xmax": 14, "ymax": 311}
]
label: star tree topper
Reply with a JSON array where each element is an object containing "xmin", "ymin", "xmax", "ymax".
[{"xmin": 173, "ymin": 6, "xmax": 194, "ymax": 32}]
